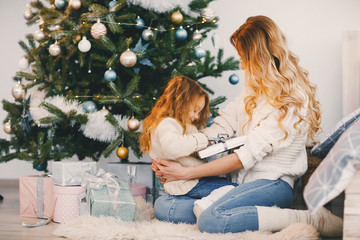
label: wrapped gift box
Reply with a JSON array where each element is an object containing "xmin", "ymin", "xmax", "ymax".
[
  {"xmin": 107, "ymin": 162, "xmax": 153, "ymax": 189},
  {"xmin": 88, "ymin": 180, "xmax": 136, "ymax": 221},
  {"xmin": 19, "ymin": 175, "xmax": 54, "ymax": 219},
  {"xmin": 52, "ymin": 160, "xmax": 97, "ymax": 186},
  {"xmin": 53, "ymin": 184, "xmax": 86, "ymax": 223},
  {"xmin": 197, "ymin": 136, "xmax": 246, "ymax": 159},
  {"xmin": 129, "ymin": 182, "xmax": 146, "ymax": 200}
]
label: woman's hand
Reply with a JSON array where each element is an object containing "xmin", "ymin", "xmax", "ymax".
[{"xmin": 151, "ymin": 158, "xmax": 189, "ymax": 184}]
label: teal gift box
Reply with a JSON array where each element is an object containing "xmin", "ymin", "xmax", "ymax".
[{"xmin": 88, "ymin": 181, "xmax": 136, "ymax": 221}]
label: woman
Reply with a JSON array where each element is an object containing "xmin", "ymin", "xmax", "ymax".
[{"xmin": 152, "ymin": 15, "xmax": 342, "ymax": 237}]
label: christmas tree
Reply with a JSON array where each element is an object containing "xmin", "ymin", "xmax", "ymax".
[{"xmin": 0, "ymin": 0, "xmax": 238, "ymax": 171}]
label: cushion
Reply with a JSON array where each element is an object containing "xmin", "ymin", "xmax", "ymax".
[
  {"xmin": 303, "ymin": 118, "xmax": 360, "ymax": 213},
  {"xmin": 311, "ymin": 107, "xmax": 360, "ymax": 158}
]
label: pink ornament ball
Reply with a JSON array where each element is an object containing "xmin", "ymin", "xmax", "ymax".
[{"xmin": 91, "ymin": 22, "xmax": 107, "ymax": 39}]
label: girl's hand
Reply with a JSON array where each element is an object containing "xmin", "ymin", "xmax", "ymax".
[{"xmin": 151, "ymin": 158, "xmax": 188, "ymax": 184}]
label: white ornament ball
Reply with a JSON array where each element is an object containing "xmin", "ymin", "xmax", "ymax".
[
  {"xmin": 78, "ymin": 36, "xmax": 91, "ymax": 52},
  {"xmin": 23, "ymin": 9, "xmax": 33, "ymax": 20},
  {"xmin": 34, "ymin": 29, "xmax": 45, "ymax": 42},
  {"xmin": 18, "ymin": 57, "xmax": 29, "ymax": 70},
  {"xmin": 69, "ymin": 0, "xmax": 81, "ymax": 10},
  {"xmin": 12, "ymin": 83, "xmax": 26, "ymax": 100},
  {"xmin": 3, "ymin": 122, "xmax": 12, "ymax": 134},
  {"xmin": 142, "ymin": 28, "xmax": 154, "ymax": 41},
  {"xmin": 127, "ymin": 118, "xmax": 140, "ymax": 131},
  {"xmin": 49, "ymin": 43, "xmax": 61, "ymax": 56},
  {"xmin": 201, "ymin": 7, "xmax": 216, "ymax": 22},
  {"xmin": 120, "ymin": 50, "xmax": 137, "ymax": 68},
  {"xmin": 192, "ymin": 30, "xmax": 202, "ymax": 41},
  {"xmin": 91, "ymin": 22, "xmax": 107, "ymax": 39}
]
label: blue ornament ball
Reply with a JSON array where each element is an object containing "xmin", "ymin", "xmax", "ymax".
[
  {"xmin": 194, "ymin": 46, "xmax": 206, "ymax": 58},
  {"xmin": 108, "ymin": 0, "xmax": 117, "ymax": 8},
  {"xmin": 207, "ymin": 116, "xmax": 215, "ymax": 127},
  {"xmin": 229, "ymin": 73, "xmax": 240, "ymax": 85},
  {"xmin": 83, "ymin": 101, "xmax": 97, "ymax": 113},
  {"xmin": 135, "ymin": 16, "xmax": 145, "ymax": 29},
  {"xmin": 35, "ymin": 161, "xmax": 47, "ymax": 171},
  {"xmin": 55, "ymin": 0, "xmax": 66, "ymax": 9},
  {"xmin": 104, "ymin": 69, "xmax": 117, "ymax": 82},
  {"xmin": 175, "ymin": 27, "xmax": 187, "ymax": 40}
]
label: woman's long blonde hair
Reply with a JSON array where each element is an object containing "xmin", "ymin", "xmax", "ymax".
[
  {"xmin": 139, "ymin": 76, "xmax": 210, "ymax": 153},
  {"xmin": 230, "ymin": 15, "xmax": 321, "ymax": 142}
]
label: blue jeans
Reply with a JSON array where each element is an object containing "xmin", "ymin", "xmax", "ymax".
[
  {"xmin": 154, "ymin": 176, "xmax": 237, "ymax": 224},
  {"xmin": 154, "ymin": 178, "xmax": 293, "ymax": 233}
]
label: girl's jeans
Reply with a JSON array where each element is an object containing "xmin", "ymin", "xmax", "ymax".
[{"xmin": 154, "ymin": 178, "xmax": 293, "ymax": 233}]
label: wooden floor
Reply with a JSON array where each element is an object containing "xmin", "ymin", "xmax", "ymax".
[
  {"xmin": 0, "ymin": 179, "xmax": 344, "ymax": 240},
  {"xmin": 0, "ymin": 179, "xmax": 63, "ymax": 240}
]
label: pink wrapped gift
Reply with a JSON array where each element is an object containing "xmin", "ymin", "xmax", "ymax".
[
  {"xmin": 53, "ymin": 184, "xmax": 86, "ymax": 223},
  {"xmin": 19, "ymin": 175, "xmax": 54, "ymax": 219},
  {"xmin": 129, "ymin": 182, "xmax": 146, "ymax": 200}
]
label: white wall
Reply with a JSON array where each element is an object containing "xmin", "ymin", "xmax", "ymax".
[{"xmin": 1, "ymin": 0, "xmax": 360, "ymax": 179}]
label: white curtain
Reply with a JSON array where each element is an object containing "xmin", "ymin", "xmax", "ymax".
[{"xmin": 342, "ymin": 31, "xmax": 360, "ymax": 117}]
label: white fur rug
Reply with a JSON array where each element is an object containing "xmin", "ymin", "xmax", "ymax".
[{"xmin": 53, "ymin": 198, "xmax": 319, "ymax": 240}]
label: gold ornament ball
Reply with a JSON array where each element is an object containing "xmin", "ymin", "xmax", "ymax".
[
  {"xmin": 116, "ymin": 146, "xmax": 129, "ymax": 159},
  {"xmin": 3, "ymin": 122, "xmax": 12, "ymax": 134},
  {"xmin": 171, "ymin": 11, "xmax": 183, "ymax": 24},
  {"xmin": 127, "ymin": 118, "xmax": 140, "ymax": 131}
]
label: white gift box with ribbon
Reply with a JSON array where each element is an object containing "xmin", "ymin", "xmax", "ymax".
[{"xmin": 51, "ymin": 160, "xmax": 98, "ymax": 186}]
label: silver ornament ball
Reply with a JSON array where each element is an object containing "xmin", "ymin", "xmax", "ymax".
[
  {"xmin": 49, "ymin": 43, "xmax": 61, "ymax": 56},
  {"xmin": 120, "ymin": 50, "xmax": 137, "ymax": 68},
  {"xmin": 142, "ymin": 28, "xmax": 154, "ymax": 41},
  {"xmin": 127, "ymin": 118, "xmax": 140, "ymax": 131},
  {"xmin": 192, "ymin": 30, "xmax": 202, "ymax": 41},
  {"xmin": 34, "ymin": 29, "xmax": 45, "ymax": 42},
  {"xmin": 12, "ymin": 83, "xmax": 26, "ymax": 100},
  {"xmin": 201, "ymin": 7, "xmax": 216, "ymax": 22},
  {"xmin": 3, "ymin": 122, "xmax": 12, "ymax": 134}
]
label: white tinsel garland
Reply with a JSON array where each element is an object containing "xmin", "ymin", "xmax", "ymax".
[
  {"xmin": 80, "ymin": 113, "xmax": 143, "ymax": 143},
  {"xmin": 29, "ymin": 93, "xmax": 84, "ymax": 127},
  {"xmin": 127, "ymin": 0, "xmax": 194, "ymax": 15}
]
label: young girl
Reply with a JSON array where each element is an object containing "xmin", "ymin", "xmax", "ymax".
[
  {"xmin": 152, "ymin": 16, "xmax": 343, "ymax": 237},
  {"xmin": 140, "ymin": 76, "xmax": 236, "ymax": 222}
]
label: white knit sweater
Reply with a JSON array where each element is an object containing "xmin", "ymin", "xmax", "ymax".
[
  {"xmin": 202, "ymin": 87, "xmax": 310, "ymax": 188},
  {"xmin": 149, "ymin": 117, "xmax": 208, "ymax": 195}
]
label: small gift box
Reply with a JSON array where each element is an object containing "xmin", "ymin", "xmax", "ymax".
[
  {"xmin": 84, "ymin": 169, "xmax": 136, "ymax": 221},
  {"xmin": 53, "ymin": 184, "xmax": 86, "ymax": 223},
  {"xmin": 19, "ymin": 175, "xmax": 54, "ymax": 219},
  {"xmin": 52, "ymin": 160, "xmax": 97, "ymax": 186},
  {"xmin": 107, "ymin": 162, "xmax": 153, "ymax": 189},
  {"xmin": 129, "ymin": 182, "xmax": 146, "ymax": 200}
]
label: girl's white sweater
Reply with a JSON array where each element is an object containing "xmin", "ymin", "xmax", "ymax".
[{"xmin": 149, "ymin": 117, "xmax": 208, "ymax": 195}]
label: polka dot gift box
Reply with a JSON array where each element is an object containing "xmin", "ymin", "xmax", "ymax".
[{"xmin": 53, "ymin": 185, "xmax": 86, "ymax": 223}]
